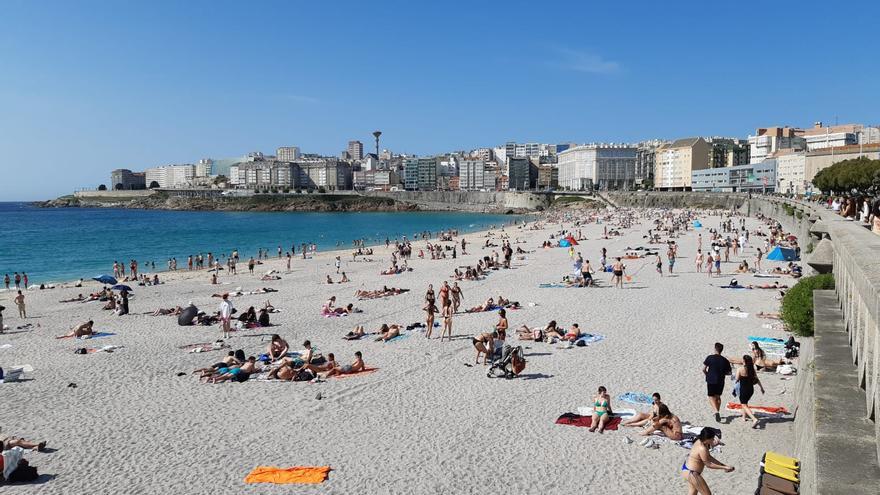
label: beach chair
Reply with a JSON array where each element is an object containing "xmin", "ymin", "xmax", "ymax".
[
  {"xmin": 760, "ymin": 463, "xmax": 799, "ymax": 483},
  {"xmin": 757, "ymin": 472, "xmax": 799, "ymax": 495},
  {"xmin": 762, "ymin": 451, "xmax": 799, "ymax": 471}
]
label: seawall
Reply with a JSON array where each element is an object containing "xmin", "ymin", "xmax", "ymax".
[{"xmin": 361, "ymin": 190, "xmax": 551, "ymax": 213}]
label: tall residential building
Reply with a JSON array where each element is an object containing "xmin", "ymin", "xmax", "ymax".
[
  {"xmin": 507, "ymin": 157, "xmax": 537, "ymax": 190},
  {"xmin": 635, "ymin": 140, "xmax": 665, "ymax": 187},
  {"xmin": 802, "ymin": 122, "xmax": 860, "ymax": 151},
  {"xmin": 537, "ymin": 165, "xmax": 558, "ymax": 190},
  {"xmin": 654, "ymin": 137, "xmax": 710, "ymax": 190},
  {"xmin": 196, "ymin": 159, "xmax": 213, "ymax": 177},
  {"xmin": 471, "ymin": 148, "xmax": 493, "ymax": 161},
  {"xmin": 557, "ymin": 144, "xmax": 637, "ymax": 191},
  {"xmin": 276, "ymin": 147, "xmax": 301, "ymax": 161},
  {"xmin": 417, "ymin": 157, "xmax": 438, "ymax": 191},
  {"xmin": 145, "ymin": 164, "xmax": 196, "ymax": 189},
  {"xmin": 775, "ymin": 151, "xmax": 807, "ymax": 195},
  {"xmin": 110, "ymin": 169, "xmax": 146, "ymax": 190},
  {"xmin": 748, "ymin": 127, "xmax": 805, "ymax": 163},
  {"xmin": 859, "ymin": 126, "xmax": 880, "ymax": 144},
  {"xmin": 404, "ymin": 158, "xmax": 419, "ymax": 190},
  {"xmin": 459, "ymin": 160, "xmax": 486, "ymax": 191},
  {"xmin": 707, "ymin": 137, "xmax": 750, "ymax": 168},
  {"xmin": 347, "ymin": 141, "xmax": 364, "ymax": 161}
]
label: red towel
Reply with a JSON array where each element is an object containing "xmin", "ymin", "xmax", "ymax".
[{"xmin": 555, "ymin": 413, "xmax": 621, "ymax": 430}]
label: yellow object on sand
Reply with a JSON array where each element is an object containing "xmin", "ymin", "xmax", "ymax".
[
  {"xmin": 244, "ymin": 466, "xmax": 331, "ymax": 484},
  {"xmin": 764, "ymin": 451, "xmax": 799, "ymax": 471},
  {"xmin": 762, "ymin": 463, "xmax": 799, "ymax": 483}
]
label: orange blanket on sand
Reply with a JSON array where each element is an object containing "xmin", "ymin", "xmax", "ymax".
[{"xmin": 244, "ymin": 466, "xmax": 331, "ymax": 484}]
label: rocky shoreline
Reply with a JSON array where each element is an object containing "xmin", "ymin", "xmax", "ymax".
[{"xmin": 36, "ymin": 192, "xmax": 423, "ymax": 212}]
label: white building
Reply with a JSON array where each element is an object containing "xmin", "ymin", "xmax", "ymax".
[
  {"xmin": 748, "ymin": 127, "xmax": 805, "ymax": 163},
  {"xmin": 459, "ymin": 160, "xmax": 485, "ymax": 191},
  {"xmin": 276, "ymin": 147, "xmax": 301, "ymax": 161},
  {"xmin": 802, "ymin": 123, "xmax": 860, "ymax": 151},
  {"xmin": 196, "ymin": 159, "xmax": 213, "ymax": 177},
  {"xmin": 774, "ymin": 151, "xmax": 807, "ymax": 195},
  {"xmin": 145, "ymin": 164, "xmax": 196, "ymax": 188},
  {"xmin": 557, "ymin": 144, "xmax": 637, "ymax": 190}
]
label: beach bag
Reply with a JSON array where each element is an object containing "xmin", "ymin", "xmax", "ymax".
[
  {"xmin": 510, "ymin": 346, "xmax": 526, "ymax": 375},
  {"xmin": 732, "ymin": 381, "xmax": 740, "ymax": 397}
]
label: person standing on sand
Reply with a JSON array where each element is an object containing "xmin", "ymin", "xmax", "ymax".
[
  {"xmin": 450, "ymin": 282, "xmax": 463, "ymax": 313},
  {"xmin": 22, "ymin": 273, "xmax": 28, "ymax": 290},
  {"xmin": 755, "ymin": 248, "xmax": 763, "ymax": 272},
  {"xmin": 439, "ymin": 301, "xmax": 453, "ymax": 342},
  {"xmin": 286, "ymin": 252, "xmax": 291, "ymax": 271},
  {"xmin": 248, "ymin": 257, "xmax": 255, "ymax": 274},
  {"xmin": 4, "ymin": 273, "xmax": 9, "ymax": 289},
  {"xmin": 611, "ymin": 258, "xmax": 625, "ymax": 289},
  {"xmin": 703, "ymin": 342, "xmax": 732, "ymax": 423},
  {"xmin": 0, "ymin": 304, "xmax": 5, "ymax": 333},
  {"xmin": 335, "ymin": 256, "xmax": 341, "ymax": 274},
  {"xmin": 695, "ymin": 249, "xmax": 703, "ymax": 273},
  {"xmin": 656, "ymin": 253, "xmax": 663, "ymax": 277},
  {"xmin": 219, "ymin": 293, "xmax": 234, "ymax": 339},
  {"xmin": 667, "ymin": 245, "xmax": 676, "ymax": 274},
  {"xmin": 14, "ymin": 290, "xmax": 26, "ymax": 318},
  {"xmin": 14, "ymin": 272, "xmax": 21, "ymax": 289}
]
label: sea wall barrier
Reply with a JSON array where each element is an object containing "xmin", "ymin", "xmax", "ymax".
[{"xmin": 361, "ymin": 190, "xmax": 552, "ymax": 212}]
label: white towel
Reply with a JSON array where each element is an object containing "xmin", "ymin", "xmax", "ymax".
[{"xmin": 2, "ymin": 446, "xmax": 24, "ymax": 480}]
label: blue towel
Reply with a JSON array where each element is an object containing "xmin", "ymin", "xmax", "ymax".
[
  {"xmin": 577, "ymin": 333, "xmax": 605, "ymax": 345},
  {"xmin": 538, "ymin": 283, "xmax": 577, "ymax": 288},
  {"xmin": 82, "ymin": 332, "xmax": 116, "ymax": 339},
  {"xmin": 384, "ymin": 333, "xmax": 409, "ymax": 343},
  {"xmin": 617, "ymin": 392, "xmax": 653, "ymax": 405},
  {"xmin": 258, "ymin": 351, "xmax": 302, "ymax": 362},
  {"xmin": 748, "ymin": 336, "xmax": 784, "ymax": 344}
]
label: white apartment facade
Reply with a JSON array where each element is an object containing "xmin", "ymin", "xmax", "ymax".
[
  {"xmin": 276, "ymin": 147, "xmax": 301, "ymax": 161},
  {"xmin": 145, "ymin": 164, "xmax": 196, "ymax": 188},
  {"xmin": 748, "ymin": 127, "xmax": 805, "ymax": 163},
  {"xmin": 459, "ymin": 160, "xmax": 485, "ymax": 191},
  {"xmin": 774, "ymin": 151, "xmax": 807, "ymax": 194},
  {"xmin": 557, "ymin": 144, "xmax": 637, "ymax": 191},
  {"xmin": 654, "ymin": 138, "xmax": 710, "ymax": 190}
]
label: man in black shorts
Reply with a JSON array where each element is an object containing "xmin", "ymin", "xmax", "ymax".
[{"xmin": 703, "ymin": 342, "xmax": 732, "ymax": 422}]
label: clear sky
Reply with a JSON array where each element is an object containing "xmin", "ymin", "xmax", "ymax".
[{"xmin": 2, "ymin": 0, "xmax": 879, "ymax": 200}]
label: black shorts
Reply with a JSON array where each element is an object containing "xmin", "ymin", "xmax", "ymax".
[{"xmin": 706, "ymin": 382, "xmax": 724, "ymax": 396}]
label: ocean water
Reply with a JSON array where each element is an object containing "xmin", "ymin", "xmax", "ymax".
[{"xmin": 0, "ymin": 202, "xmax": 521, "ymax": 284}]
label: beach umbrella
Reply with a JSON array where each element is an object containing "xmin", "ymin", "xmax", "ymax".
[
  {"xmin": 93, "ymin": 275, "xmax": 117, "ymax": 285},
  {"xmin": 565, "ymin": 236, "xmax": 579, "ymax": 246},
  {"xmin": 111, "ymin": 284, "xmax": 133, "ymax": 292}
]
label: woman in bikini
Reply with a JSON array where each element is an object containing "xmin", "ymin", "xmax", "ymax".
[
  {"xmin": 266, "ymin": 334, "xmax": 289, "ymax": 362},
  {"xmin": 471, "ymin": 331, "xmax": 496, "ymax": 364},
  {"xmin": 56, "ymin": 320, "xmax": 95, "ymax": 339},
  {"xmin": 424, "ymin": 301, "xmax": 438, "ymax": 338},
  {"xmin": 681, "ymin": 428, "xmax": 734, "ymax": 494},
  {"xmin": 323, "ymin": 351, "xmax": 365, "ymax": 377},
  {"xmin": 589, "ymin": 386, "xmax": 613, "ymax": 433},
  {"xmin": 639, "ymin": 403, "xmax": 683, "ymax": 440},
  {"xmin": 375, "ymin": 323, "xmax": 401, "ymax": 342},
  {"xmin": 727, "ymin": 342, "xmax": 790, "ymax": 370},
  {"xmin": 439, "ymin": 301, "xmax": 453, "ymax": 342},
  {"xmin": 623, "ymin": 392, "xmax": 663, "ymax": 427}
]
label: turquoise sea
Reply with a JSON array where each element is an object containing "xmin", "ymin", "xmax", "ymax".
[{"xmin": 0, "ymin": 202, "xmax": 521, "ymax": 284}]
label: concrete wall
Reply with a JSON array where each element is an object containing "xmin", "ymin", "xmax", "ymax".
[
  {"xmin": 362, "ymin": 190, "xmax": 551, "ymax": 212},
  {"xmin": 74, "ymin": 190, "xmax": 156, "ymax": 199},
  {"xmin": 606, "ymin": 191, "xmax": 750, "ymax": 210}
]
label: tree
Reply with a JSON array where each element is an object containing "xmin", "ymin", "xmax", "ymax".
[
  {"xmin": 98, "ymin": 184, "xmax": 107, "ymax": 191},
  {"xmin": 812, "ymin": 157, "xmax": 880, "ymax": 194}
]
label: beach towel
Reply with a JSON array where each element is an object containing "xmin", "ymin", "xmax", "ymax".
[
  {"xmin": 58, "ymin": 332, "xmax": 116, "ymax": 340},
  {"xmin": 726, "ymin": 402, "xmax": 789, "ymax": 415},
  {"xmin": 383, "ymin": 333, "xmax": 409, "ymax": 343},
  {"xmin": 555, "ymin": 413, "xmax": 621, "ymax": 430},
  {"xmin": 754, "ymin": 273, "xmax": 780, "ymax": 278},
  {"xmin": 617, "ymin": 392, "xmax": 653, "ymax": 405},
  {"xmin": 719, "ymin": 285, "xmax": 752, "ymax": 290},
  {"xmin": 704, "ymin": 307, "xmax": 726, "ymax": 314},
  {"xmin": 244, "ymin": 466, "xmax": 331, "ymax": 484},
  {"xmin": 749, "ymin": 336, "xmax": 785, "ymax": 344},
  {"xmin": 538, "ymin": 283, "xmax": 578, "ymax": 289},
  {"xmin": 332, "ymin": 367, "xmax": 378, "ymax": 379},
  {"xmin": 577, "ymin": 333, "xmax": 605, "ymax": 345},
  {"xmin": 727, "ymin": 310, "xmax": 749, "ymax": 318},
  {"xmin": 577, "ymin": 407, "xmax": 636, "ymax": 419}
]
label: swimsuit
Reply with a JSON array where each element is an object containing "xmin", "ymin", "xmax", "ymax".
[{"xmin": 594, "ymin": 399, "xmax": 609, "ymax": 417}]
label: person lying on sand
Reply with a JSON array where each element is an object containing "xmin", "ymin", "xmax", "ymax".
[
  {"xmin": 638, "ymin": 403, "xmax": 683, "ymax": 440},
  {"xmin": 261, "ymin": 274, "xmax": 281, "ymax": 281},
  {"xmin": 102, "ymin": 297, "xmax": 117, "ymax": 311},
  {"xmin": 466, "ymin": 298, "xmax": 495, "ymax": 313},
  {"xmin": 375, "ymin": 324, "xmax": 401, "ymax": 342},
  {"xmin": 262, "ymin": 301, "xmax": 278, "ymax": 313},
  {"xmin": 59, "ymin": 294, "xmax": 85, "ymax": 303},
  {"xmin": 623, "ymin": 392, "xmax": 663, "ymax": 428},
  {"xmin": 0, "ymin": 433, "xmax": 47, "ymax": 452},
  {"xmin": 193, "ymin": 351, "xmax": 243, "ymax": 378},
  {"xmin": 356, "ymin": 286, "xmax": 409, "ymax": 300},
  {"xmin": 756, "ymin": 312, "xmax": 780, "ymax": 319},
  {"xmin": 209, "ymin": 356, "xmax": 258, "ymax": 383},
  {"xmin": 151, "ymin": 306, "xmax": 182, "ymax": 316},
  {"xmin": 56, "ymin": 320, "xmax": 95, "ymax": 339},
  {"xmin": 754, "ymin": 282, "xmax": 788, "ymax": 289},
  {"xmin": 344, "ymin": 325, "xmax": 368, "ymax": 340},
  {"xmin": 727, "ymin": 341, "xmax": 791, "ymax": 371},
  {"xmin": 472, "ymin": 331, "xmax": 497, "ymax": 364},
  {"xmin": 298, "ymin": 352, "xmax": 337, "ymax": 374},
  {"xmin": 266, "ymin": 334, "xmax": 289, "ymax": 362},
  {"xmin": 323, "ymin": 351, "xmax": 365, "ymax": 378},
  {"xmin": 563, "ymin": 323, "xmax": 582, "ymax": 342}
]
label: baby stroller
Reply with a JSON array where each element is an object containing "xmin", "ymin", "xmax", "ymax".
[{"xmin": 487, "ymin": 345, "xmax": 526, "ymax": 379}]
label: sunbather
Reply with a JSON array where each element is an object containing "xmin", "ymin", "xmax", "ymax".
[
  {"xmin": 151, "ymin": 306, "xmax": 182, "ymax": 316},
  {"xmin": 210, "ymin": 356, "xmax": 258, "ymax": 383},
  {"xmin": 563, "ymin": 323, "xmax": 582, "ymax": 342},
  {"xmin": 727, "ymin": 342, "xmax": 791, "ymax": 371},
  {"xmin": 0, "ymin": 433, "xmax": 46, "ymax": 452},
  {"xmin": 323, "ymin": 351, "xmax": 365, "ymax": 377},
  {"xmin": 59, "ymin": 294, "xmax": 85, "ymax": 303},
  {"xmin": 588, "ymin": 386, "xmax": 613, "ymax": 433},
  {"xmin": 375, "ymin": 324, "xmax": 401, "ymax": 342},
  {"xmin": 266, "ymin": 334, "xmax": 289, "ymax": 362},
  {"xmin": 298, "ymin": 352, "xmax": 337, "ymax": 374},
  {"xmin": 622, "ymin": 392, "xmax": 663, "ymax": 427},
  {"xmin": 638, "ymin": 403, "xmax": 683, "ymax": 440},
  {"xmin": 194, "ymin": 351, "xmax": 243, "ymax": 378},
  {"xmin": 56, "ymin": 320, "xmax": 95, "ymax": 339},
  {"xmin": 466, "ymin": 298, "xmax": 495, "ymax": 313}
]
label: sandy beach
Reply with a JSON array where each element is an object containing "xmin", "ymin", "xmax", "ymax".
[{"xmin": 0, "ymin": 207, "xmax": 800, "ymax": 494}]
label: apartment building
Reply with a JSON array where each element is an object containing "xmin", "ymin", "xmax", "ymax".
[
  {"xmin": 654, "ymin": 138, "xmax": 710, "ymax": 190},
  {"xmin": 748, "ymin": 127, "xmax": 805, "ymax": 163}
]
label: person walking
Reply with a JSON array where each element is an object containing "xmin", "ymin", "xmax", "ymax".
[
  {"xmin": 14, "ymin": 290, "xmax": 26, "ymax": 319},
  {"xmin": 219, "ymin": 293, "xmax": 234, "ymax": 339},
  {"xmin": 612, "ymin": 257, "xmax": 625, "ymax": 289},
  {"xmin": 22, "ymin": 273, "xmax": 28, "ymax": 290},
  {"xmin": 735, "ymin": 354, "xmax": 765, "ymax": 429},
  {"xmin": 4, "ymin": 273, "xmax": 9, "ymax": 289},
  {"xmin": 703, "ymin": 342, "xmax": 732, "ymax": 422},
  {"xmin": 13, "ymin": 272, "xmax": 21, "ymax": 290}
]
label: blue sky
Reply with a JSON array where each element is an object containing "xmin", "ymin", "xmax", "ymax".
[{"xmin": 2, "ymin": 0, "xmax": 879, "ymax": 200}]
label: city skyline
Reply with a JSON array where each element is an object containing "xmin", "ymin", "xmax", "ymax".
[{"xmin": 2, "ymin": 0, "xmax": 880, "ymax": 200}]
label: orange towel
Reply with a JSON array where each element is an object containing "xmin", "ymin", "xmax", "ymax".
[
  {"xmin": 333, "ymin": 367, "xmax": 379, "ymax": 379},
  {"xmin": 726, "ymin": 402, "xmax": 790, "ymax": 415},
  {"xmin": 244, "ymin": 466, "xmax": 331, "ymax": 484}
]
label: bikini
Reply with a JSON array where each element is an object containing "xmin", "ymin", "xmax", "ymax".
[{"xmin": 594, "ymin": 399, "xmax": 609, "ymax": 417}]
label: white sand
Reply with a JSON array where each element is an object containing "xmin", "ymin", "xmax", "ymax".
[{"xmin": 0, "ymin": 208, "xmax": 799, "ymax": 494}]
